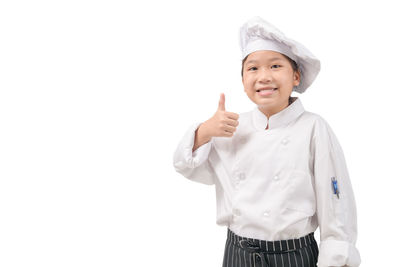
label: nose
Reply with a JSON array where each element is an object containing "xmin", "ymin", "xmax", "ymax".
[{"xmin": 257, "ymin": 67, "xmax": 273, "ymax": 83}]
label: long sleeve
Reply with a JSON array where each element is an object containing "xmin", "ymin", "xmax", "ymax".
[
  {"xmin": 312, "ymin": 118, "xmax": 361, "ymax": 267},
  {"xmin": 172, "ymin": 122, "xmax": 216, "ymax": 185}
]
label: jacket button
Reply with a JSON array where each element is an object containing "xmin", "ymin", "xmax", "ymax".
[
  {"xmin": 239, "ymin": 172, "xmax": 246, "ymax": 180},
  {"xmin": 233, "ymin": 208, "xmax": 241, "ymax": 216},
  {"xmin": 263, "ymin": 211, "xmax": 270, "ymax": 217},
  {"xmin": 281, "ymin": 139, "xmax": 289, "ymax": 145},
  {"xmin": 234, "ymin": 178, "xmax": 241, "ymax": 188},
  {"xmin": 273, "ymin": 175, "xmax": 279, "ymax": 181}
]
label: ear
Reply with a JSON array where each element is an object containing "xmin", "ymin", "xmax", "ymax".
[{"xmin": 293, "ymin": 70, "xmax": 301, "ymax": 86}]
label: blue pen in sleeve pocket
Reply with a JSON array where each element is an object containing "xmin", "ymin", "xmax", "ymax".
[{"xmin": 331, "ymin": 176, "xmax": 340, "ymax": 199}]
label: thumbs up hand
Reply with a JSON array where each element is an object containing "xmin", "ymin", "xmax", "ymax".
[{"xmin": 202, "ymin": 93, "xmax": 240, "ymax": 138}]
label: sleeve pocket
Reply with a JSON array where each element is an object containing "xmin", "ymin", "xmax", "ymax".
[{"xmin": 330, "ymin": 193, "xmax": 348, "ymax": 227}]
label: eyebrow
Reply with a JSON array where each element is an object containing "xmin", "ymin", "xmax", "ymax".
[{"xmin": 245, "ymin": 57, "xmax": 285, "ymax": 65}]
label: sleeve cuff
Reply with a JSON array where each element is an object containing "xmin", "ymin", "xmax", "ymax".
[
  {"xmin": 317, "ymin": 240, "xmax": 361, "ymax": 267},
  {"xmin": 175, "ymin": 122, "xmax": 212, "ymax": 169}
]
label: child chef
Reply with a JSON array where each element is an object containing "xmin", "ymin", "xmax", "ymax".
[{"xmin": 173, "ymin": 16, "xmax": 361, "ymax": 267}]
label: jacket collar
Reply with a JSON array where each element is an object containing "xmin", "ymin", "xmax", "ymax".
[{"xmin": 252, "ymin": 96, "xmax": 305, "ymax": 131}]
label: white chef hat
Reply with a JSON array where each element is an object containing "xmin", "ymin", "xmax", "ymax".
[{"xmin": 239, "ymin": 16, "xmax": 321, "ymax": 93}]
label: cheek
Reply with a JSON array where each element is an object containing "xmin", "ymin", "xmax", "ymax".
[
  {"xmin": 242, "ymin": 76, "xmax": 254, "ymax": 87},
  {"xmin": 243, "ymin": 81, "xmax": 253, "ymax": 92},
  {"xmin": 280, "ymin": 73, "xmax": 295, "ymax": 84}
]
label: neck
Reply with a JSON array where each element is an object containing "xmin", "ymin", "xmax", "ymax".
[{"xmin": 258, "ymin": 98, "xmax": 291, "ymax": 119}]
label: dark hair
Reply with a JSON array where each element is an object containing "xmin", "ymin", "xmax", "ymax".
[{"xmin": 241, "ymin": 53, "xmax": 299, "ymax": 77}]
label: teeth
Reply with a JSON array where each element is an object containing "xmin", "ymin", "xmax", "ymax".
[{"xmin": 257, "ymin": 88, "xmax": 276, "ymax": 92}]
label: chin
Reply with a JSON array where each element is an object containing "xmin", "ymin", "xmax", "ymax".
[
  {"xmin": 255, "ymin": 97, "xmax": 276, "ymax": 103},
  {"xmin": 258, "ymin": 101, "xmax": 276, "ymax": 107}
]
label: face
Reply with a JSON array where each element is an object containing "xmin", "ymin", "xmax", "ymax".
[{"xmin": 242, "ymin": 50, "xmax": 300, "ymax": 118}]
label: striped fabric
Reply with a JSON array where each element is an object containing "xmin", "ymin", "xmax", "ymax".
[{"xmin": 222, "ymin": 228, "xmax": 319, "ymax": 267}]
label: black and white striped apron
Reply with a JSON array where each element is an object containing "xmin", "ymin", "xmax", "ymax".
[{"xmin": 222, "ymin": 228, "xmax": 319, "ymax": 267}]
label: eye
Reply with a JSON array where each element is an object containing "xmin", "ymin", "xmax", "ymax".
[
  {"xmin": 271, "ymin": 64, "xmax": 281, "ymax": 68},
  {"xmin": 248, "ymin": 66, "xmax": 257, "ymax": 71}
]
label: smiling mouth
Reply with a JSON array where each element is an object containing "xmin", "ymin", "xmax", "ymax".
[{"xmin": 256, "ymin": 88, "xmax": 278, "ymax": 92}]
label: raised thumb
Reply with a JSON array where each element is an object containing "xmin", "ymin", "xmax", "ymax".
[{"xmin": 218, "ymin": 93, "xmax": 225, "ymax": 111}]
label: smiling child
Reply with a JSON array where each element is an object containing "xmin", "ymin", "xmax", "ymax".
[{"xmin": 173, "ymin": 16, "xmax": 361, "ymax": 267}]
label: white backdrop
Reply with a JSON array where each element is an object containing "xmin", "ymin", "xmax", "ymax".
[{"xmin": 1, "ymin": 0, "xmax": 399, "ymax": 266}]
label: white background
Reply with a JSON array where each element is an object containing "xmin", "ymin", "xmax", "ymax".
[{"xmin": 1, "ymin": 0, "xmax": 399, "ymax": 266}]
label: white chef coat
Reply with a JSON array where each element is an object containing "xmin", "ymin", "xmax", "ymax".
[{"xmin": 172, "ymin": 96, "xmax": 361, "ymax": 267}]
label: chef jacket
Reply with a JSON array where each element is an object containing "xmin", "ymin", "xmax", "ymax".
[{"xmin": 172, "ymin": 96, "xmax": 361, "ymax": 267}]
